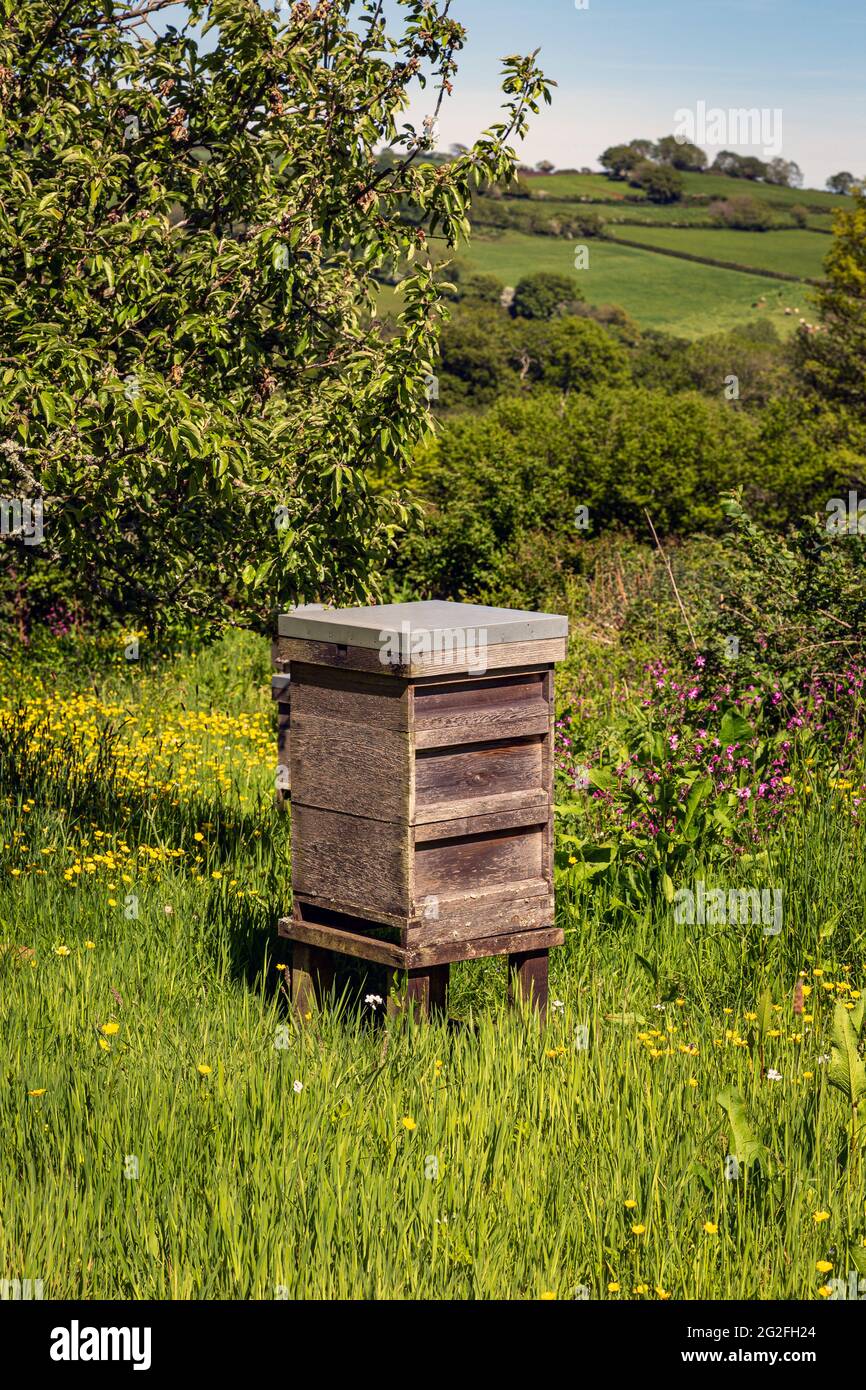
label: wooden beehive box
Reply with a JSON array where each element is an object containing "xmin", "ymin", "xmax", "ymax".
[{"xmin": 275, "ymin": 601, "xmax": 568, "ymax": 999}]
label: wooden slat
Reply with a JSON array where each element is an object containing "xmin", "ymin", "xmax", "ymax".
[
  {"xmin": 278, "ymin": 636, "xmax": 567, "ymax": 678},
  {"xmin": 415, "ymin": 823, "xmax": 543, "ymax": 900},
  {"xmin": 409, "ymin": 926, "xmax": 562, "ymax": 968},
  {"xmin": 413, "ymin": 804, "xmax": 547, "ymax": 843},
  {"xmin": 278, "ymin": 916, "xmax": 407, "ymax": 968},
  {"xmin": 408, "ymin": 893, "xmax": 554, "ymax": 947},
  {"xmin": 290, "ymin": 713, "xmax": 411, "ymax": 822},
  {"xmin": 415, "ymin": 737, "xmax": 544, "ymax": 809},
  {"xmin": 290, "ymin": 663, "xmax": 410, "ymax": 731},
  {"xmin": 413, "ymin": 788, "xmax": 548, "ymax": 826},
  {"xmin": 414, "ymin": 707, "xmax": 550, "ymax": 749},
  {"xmin": 290, "ymin": 805, "xmax": 412, "ymax": 918}
]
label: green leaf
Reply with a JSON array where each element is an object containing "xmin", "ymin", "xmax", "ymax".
[
  {"xmin": 827, "ymin": 1002, "xmax": 866, "ymax": 1105},
  {"xmin": 716, "ymin": 1087, "xmax": 767, "ymax": 1169}
]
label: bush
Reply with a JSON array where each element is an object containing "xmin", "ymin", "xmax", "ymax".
[
  {"xmin": 511, "ymin": 272, "xmax": 585, "ymax": 319},
  {"xmin": 709, "ymin": 195, "xmax": 776, "ymax": 230}
]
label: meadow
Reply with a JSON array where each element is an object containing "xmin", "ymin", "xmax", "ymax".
[
  {"xmin": 456, "ymin": 231, "xmax": 814, "ymax": 338},
  {"xmin": 2, "ymin": 629, "xmax": 865, "ymax": 1299}
]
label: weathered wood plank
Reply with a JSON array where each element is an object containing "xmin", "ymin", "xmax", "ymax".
[
  {"xmin": 278, "ymin": 636, "xmax": 567, "ymax": 678},
  {"xmin": 290, "ymin": 805, "xmax": 412, "ymax": 918},
  {"xmin": 290, "ymin": 713, "xmax": 412, "ymax": 822},
  {"xmin": 290, "ymin": 663, "xmax": 411, "ymax": 731},
  {"xmin": 409, "ymin": 926, "xmax": 562, "ymax": 968},
  {"xmin": 279, "ymin": 915, "xmax": 407, "ymax": 968},
  {"xmin": 413, "ymin": 804, "xmax": 547, "ymax": 842},
  {"xmin": 415, "ymin": 824, "xmax": 544, "ymax": 900},
  {"xmin": 415, "ymin": 736, "xmax": 543, "ymax": 808}
]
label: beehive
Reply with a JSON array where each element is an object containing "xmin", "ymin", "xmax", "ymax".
[{"xmin": 275, "ymin": 600, "xmax": 568, "ymax": 1016}]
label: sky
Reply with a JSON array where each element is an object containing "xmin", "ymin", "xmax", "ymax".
[
  {"xmin": 398, "ymin": 0, "xmax": 865, "ymax": 190},
  {"xmin": 153, "ymin": 0, "xmax": 864, "ymax": 192}
]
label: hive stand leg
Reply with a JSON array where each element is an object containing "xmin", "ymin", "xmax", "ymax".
[
  {"xmin": 507, "ymin": 948, "xmax": 549, "ymax": 1020},
  {"xmin": 290, "ymin": 942, "xmax": 334, "ymax": 1019},
  {"xmin": 388, "ymin": 965, "xmax": 450, "ymax": 1020}
]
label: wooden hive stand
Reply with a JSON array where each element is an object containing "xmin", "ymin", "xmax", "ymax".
[{"xmin": 275, "ymin": 600, "xmax": 568, "ymax": 1019}]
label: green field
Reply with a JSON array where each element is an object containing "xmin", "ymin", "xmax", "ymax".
[
  {"xmin": 607, "ymin": 226, "xmax": 830, "ymax": 281},
  {"xmin": 456, "ymin": 231, "xmax": 816, "ymax": 338},
  {"xmin": 3, "ymin": 633, "xmax": 865, "ymax": 1299},
  {"xmin": 519, "ymin": 170, "xmax": 851, "ymax": 213}
]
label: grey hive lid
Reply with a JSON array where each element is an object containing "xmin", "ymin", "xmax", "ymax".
[{"xmin": 278, "ymin": 600, "xmax": 567, "ymax": 651}]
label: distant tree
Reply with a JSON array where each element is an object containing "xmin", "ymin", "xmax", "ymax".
[
  {"xmin": 458, "ymin": 273, "xmax": 506, "ymax": 305},
  {"xmin": 630, "ymin": 161, "xmax": 684, "ymax": 203},
  {"xmin": 827, "ymin": 172, "xmax": 855, "ymax": 195},
  {"xmin": 655, "ymin": 135, "xmax": 708, "ymax": 171},
  {"xmin": 765, "ymin": 157, "xmax": 803, "ymax": 188},
  {"xmin": 515, "ymin": 316, "xmax": 631, "ymax": 392},
  {"xmin": 709, "ymin": 195, "xmax": 775, "ymax": 231},
  {"xmin": 789, "ymin": 204, "xmax": 809, "ymax": 228},
  {"xmin": 511, "ymin": 272, "xmax": 585, "ymax": 319},
  {"xmin": 599, "ymin": 143, "xmax": 638, "ymax": 179},
  {"xmin": 711, "ymin": 151, "xmax": 768, "ymax": 181},
  {"xmin": 535, "ymin": 159, "xmax": 556, "ymax": 175},
  {"xmin": 794, "ymin": 186, "xmax": 866, "ymax": 413}
]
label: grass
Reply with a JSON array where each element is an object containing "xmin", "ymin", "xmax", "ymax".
[
  {"xmin": 2, "ymin": 631, "xmax": 865, "ymax": 1299},
  {"xmin": 606, "ymin": 226, "xmax": 830, "ymax": 281},
  {"xmin": 455, "ymin": 232, "xmax": 815, "ymax": 338},
  {"xmin": 519, "ymin": 170, "xmax": 851, "ymax": 212}
]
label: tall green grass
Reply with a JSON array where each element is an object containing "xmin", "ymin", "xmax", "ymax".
[{"xmin": 1, "ymin": 634, "xmax": 864, "ymax": 1299}]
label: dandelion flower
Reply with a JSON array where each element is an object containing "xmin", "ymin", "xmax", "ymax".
[
  {"xmin": 813, "ymin": 1211, "xmax": 830, "ymax": 1223},
  {"xmin": 539, "ymin": 1291, "xmax": 557, "ymax": 1300},
  {"xmin": 28, "ymin": 1088, "xmax": 46, "ymax": 1097},
  {"xmin": 197, "ymin": 1064, "xmax": 212, "ymax": 1076},
  {"xmin": 816, "ymin": 1261, "xmax": 833, "ymax": 1273},
  {"xmin": 100, "ymin": 1022, "xmax": 120, "ymax": 1036},
  {"xmin": 818, "ymin": 1285, "xmax": 833, "ymax": 1298},
  {"xmin": 54, "ymin": 945, "xmax": 71, "ymax": 957},
  {"xmin": 84, "ymin": 941, "xmax": 95, "ymax": 950},
  {"xmin": 703, "ymin": 1222, "xmax": 718, "ymax": 1235},
  {"xmin": 607, "ymin": 1282, "xmax": 620, "ymax": 1294},
  {"xmin": 631, "ymin": 1224, "xmax": 646, "ymax": 1236},
  {"xmin": 401, "ymin": 1116, "xmax": 417, "ymax": 1132},
  {"xmin": 624, "ymin": 1199, "xmax": 638, "ymax": 1209}
]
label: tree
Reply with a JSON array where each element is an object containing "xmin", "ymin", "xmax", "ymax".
[
  {"xmin": 0, "ymin": 0, "xmax": 551, "ymax": 635},
  {"xmin": 535, "ymin": 159, "xmax": 555, "ymax": 175},
  {"xmin": 516, "ymin": 316, "xmax": 631, "ymax": 392},
  {"xmin": 711, "ymin": 151, "xmax": 768, "ymax": 181},
  {"xmin": 794, "ymin": 186, "xmax": 866, "ymax": 414},
  {"xmin": 827, "ymin": 172, "xmax": 856, "ymax": 195},
  {"xmin": 765, "ymin": 157, "xmax": 803, "ymax": 188},
  {"xmin": 511, "ymin": 273, "xmax": 585, "ymax": 320},
  {"xmin": 654, "ymin": 135, "xmax": 707, "ymax": 171},
  {"xmin": 630, "ymin": 161, "xmax": 684, "ymax": 204},
  {"xmin": 599, "ymin": 139, "xmax": 653, "ymax": 180}
]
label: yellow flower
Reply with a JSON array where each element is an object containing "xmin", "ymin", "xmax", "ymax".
[
  {"xmin": 703, "ymin": 1222, "xmax": 718, "ymax": 1235},
  {"xmin": 624, "ymin": 1199, "xmax": 637, "ymax": 1209},
  {"xmin": 568, "ymin": 856, "xmax": 577, "ymax": 865},
  {"xmin": 275, "ymin": 963, "xmax": 287, "ymax": 972},
  {"xmin": 656, "ymin": 1286, "xmax": 671, "ymax": 1300},
  {"xmin": 816, "ymin": 1261, "xmax": 833, "ymax": 1273},
  {"xmin": 98, "ymin": 1038, "xmax": 110, "ymax": 1052},
  {"xmin": 813, "ymin": 968, "xmax": 824, "ymax": 977},
  {"xmin": 193, "ymin": 832, "xmax": 204, "ymax": 842},
  {"xmin": 401, "ymin": 1116, "xmax": 417, "ymax": 1132},
  {"xmin": 634, "ymin": 1283, "xmax": 649, "ymax": 1294},
  {"xmin": 84, "ymin": 941, "xmax": 95, "ymax": 950},
  {"xmin": 687, "ymin": 1077, "xmax": 698, "ymax": 1088},
  {"xmin": 813, "ymin": 1210, "xmax": 830, "ymax": 1223},
  {"xmin": 28, "ymin": 1088, "xmax": 46, "ymax": 1096},
  {"xmin": 675, "ymin": 998, "xmax": 686, "ymax": 1007},
  {"xmin": 539, "ymin": 1291, "xmax": 557, "ymax": 1300},
  {"xmin": 100, "ymin": 1022, "xmax": 120, "ymax": 1036},
  {"xmin": 107, "ymin": 898, "xmax": 117, "ymax": 907},
  {"xmin": 54, "ymin": 945, "xmax": 71, "ymax": 956},
  {"xmin": 631, "ymin": 1224, "xmax": 646, "ymax": 1235},
  {"xmin": 607, "ymin": 1282, "xmax": 620, "ymax": 1294},
  {"xmin": 197, "ymin": 1064, "xmax": 212, "ymax": 1076},
  {"xmin": 818, "ymin": 1285, "xmax": 833, "ymax": 1298}
]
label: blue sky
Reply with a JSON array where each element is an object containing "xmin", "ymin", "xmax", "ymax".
[{"xmin": 400, "ymin": 0, "xmax": 864, "ymax": 189}]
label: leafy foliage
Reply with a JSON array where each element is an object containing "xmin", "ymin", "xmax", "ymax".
[{"xmin": 0, "ymin": 0, "xmax": 551, "ymax": 633}]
